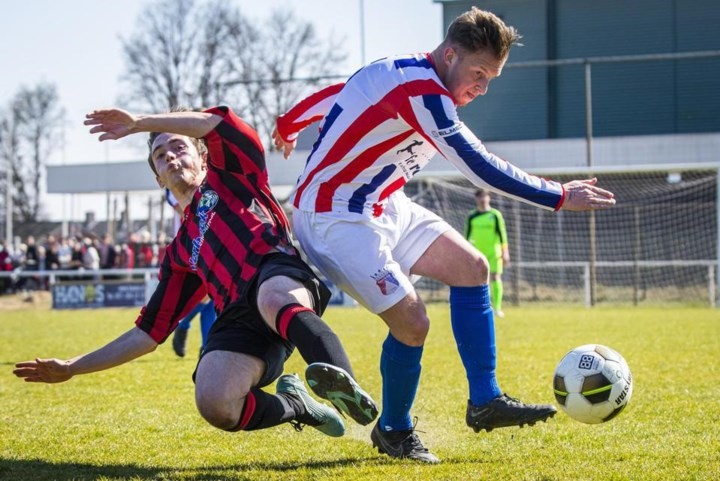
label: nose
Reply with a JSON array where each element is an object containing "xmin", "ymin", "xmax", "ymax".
[
  {"xmin": 476, "ymin": 79, "xmax": 489, "ymax": 96},
  {"xmin": 166, "ymin": 150, "xmax": 176, "ymax": 160}
]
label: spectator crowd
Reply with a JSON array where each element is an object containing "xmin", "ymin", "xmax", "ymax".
[{"xmin": 0, "ymin": 231, "xmax": 172, "ymax": 296}]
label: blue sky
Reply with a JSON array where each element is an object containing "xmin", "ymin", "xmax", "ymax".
[{"xmin": 1, "ymin": 0, "xmax": 443, "ymax": 221}]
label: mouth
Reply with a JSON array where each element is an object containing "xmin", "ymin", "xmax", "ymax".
[{"xmin": 457, "ymin": 91, "xmax": 476, "ymax": 106}]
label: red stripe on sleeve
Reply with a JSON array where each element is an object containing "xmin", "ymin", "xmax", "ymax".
[
  {"xmin": 277, "ymin": 83, "xmax": 345, "ymax": 141},
  {"xmin": 555, "ymin": 184, "xmax": 566, "ymax": 211}
]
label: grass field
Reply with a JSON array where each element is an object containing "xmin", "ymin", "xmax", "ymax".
[{"xmin": 1, "ymin": 299, "xmax": 719, "ymax": 480}]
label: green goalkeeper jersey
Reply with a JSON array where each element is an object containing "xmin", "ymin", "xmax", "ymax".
[{"xmin": 464, "ymin": 208, "xmax": 508, "ymax": 259}]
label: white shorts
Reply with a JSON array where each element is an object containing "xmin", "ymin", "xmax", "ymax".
[{"xmin": 292, "ymin": 191, "xmax": 452, "ymax": 314}]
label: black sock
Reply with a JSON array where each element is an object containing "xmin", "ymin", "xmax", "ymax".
[
  {"xmin": 275, "ymin": 304, "xmax": 355, "ymax": 378},
  {"xmin": 228, "ymin": 388, "xmax": 297, "ymax": 432}
]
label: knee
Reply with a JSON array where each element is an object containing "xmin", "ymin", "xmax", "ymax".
[
  {"xmin": 196, "ymin": 391, "xmax": 246, "ymax": 431},
  {"xmin": 395, "ymin": 314, "xmax": 430, "ymax": 346},
  {"xmin": 256, "ymin": 276, "xmax": 310, "ymax": 323},
  {"xmin": 466, "ymin": 255, "xmax": 490, "ymax": 285}
]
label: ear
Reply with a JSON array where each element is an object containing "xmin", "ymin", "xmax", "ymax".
[
  {"xmin": 201, "ymin": 152, "xmax": 208, "ymax": 171},
  {"xmin": 444, "ymin": 46, "xmax": 456, "ymax": 65}
]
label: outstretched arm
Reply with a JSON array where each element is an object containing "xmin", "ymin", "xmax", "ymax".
[
  {"xmin": 274, "ymin": 83, "xmax": 345, "ymax": 159},
  {"xmin": 409, "ymin": 92, "xmax": 616, "ymax": 212},
  {"xmin": 84, "ymin": 109, "xmax": 222, "ymax": 141},
  {"xmin": 559, "ymin": 178, "xmax": 615, "ymax": 211},
  {"xmin": 13, "ymin": 327, "xmax": 158, "ymax": 384}
]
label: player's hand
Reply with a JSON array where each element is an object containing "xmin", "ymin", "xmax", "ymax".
[
  {"xmin": 84, "ymin": 109, "xmax": 138, "ymax": 141},
  {"xmin": 272, "ymin": 127, "xmax": 296, "ymax": 159},
  {"xmin": 13, "ymin": 358, "xmax": 73, "ymax": 384},
  {"xmin": 560, "ymin": 178, "xmax": 616, "ymax": 211}
]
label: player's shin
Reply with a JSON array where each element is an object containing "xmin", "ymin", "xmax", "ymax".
[
  {"xmin": 378, "ymin": 332, "xmax": 423, "ymax": 432},
  {"xmin": 449, "ymin": 285, "xmax": 502, "ymax": 406},
  {"xmin": 275, "ymin": 303, "xmax": 354, "ymax": 376},
  {"xmin": 276, "ymin": 304, "xmax": 379, "ymax": 426},
  {"xmin": 225, "ymin": 389, "xmax": 295, "ymax": 431}
]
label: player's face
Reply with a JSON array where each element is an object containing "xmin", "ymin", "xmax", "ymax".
[
  {"xmin": 151, "ymin": 133, "xmax": 205, "ymax": 189},
  {"xmin": 442, "ymin": 46, "xmax": 505, "ymax": 107},
  {"xmin": 476, "ymin": 193, "xmax": 490, "ymax": 209}
]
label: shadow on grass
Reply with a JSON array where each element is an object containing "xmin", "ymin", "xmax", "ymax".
[{"xmin": 0, "ymin": 456, "xmax": 384, "ymax": 481}]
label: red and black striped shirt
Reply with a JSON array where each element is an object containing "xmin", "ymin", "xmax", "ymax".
[{"xmin": 136, "ymin": 106, "xmax": 297, "ymax": 343}]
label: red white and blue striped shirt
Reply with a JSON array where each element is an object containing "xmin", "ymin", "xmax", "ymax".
[{"xmin": 276, "ymin": 53, "xmax": 565, "ymax": 217}]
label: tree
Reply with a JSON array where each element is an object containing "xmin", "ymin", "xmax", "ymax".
[
  {"xmin": 0, "ymin": 109, "xmax": 20, "ymax": 238},
  {"xmin": 227, "ymin": 9, "xmax": 346, "ymax": 141},
  {"xmin": 120, "ymin": 0, "xmax": 199, "ymax": 112},
  {"xmin": 0, "ymin": 83, "xmax": 65, "ymax": 224},
  {"xmin": 119, "ymin": 0, "xmax": 347, "ymax": 144}
]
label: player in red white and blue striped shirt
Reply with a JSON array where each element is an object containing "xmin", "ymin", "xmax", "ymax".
[
  {"xmin": 275, "ymin": 7, "xmax": 615, "ymax": 463},
  {"xmin": 14, "ymin": 105, "xmax": 378, "ymax": 441}
]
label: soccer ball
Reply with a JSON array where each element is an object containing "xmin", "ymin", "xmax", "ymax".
[{"xmin": 553, "ymin": 344, "xmax": 633, "ymax": 424}]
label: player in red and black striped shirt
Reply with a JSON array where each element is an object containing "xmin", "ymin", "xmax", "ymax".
[{"xmin": 14, "ymin": 106, "xmax": 377, "ymax": 440}]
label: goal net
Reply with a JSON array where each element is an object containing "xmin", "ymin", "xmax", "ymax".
[{"xmin": 408, "ymin": 166, "xmax": 719, "ymax": 306}]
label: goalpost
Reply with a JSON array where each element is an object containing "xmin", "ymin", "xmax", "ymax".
[{"xmin": 408, "ymin": 164, "xmax": 719, "ymax": 307}]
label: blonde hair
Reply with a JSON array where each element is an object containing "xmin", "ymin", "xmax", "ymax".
[{"xmin": 445, "ymin": 7, "xmax": 521, "ymax": 60}]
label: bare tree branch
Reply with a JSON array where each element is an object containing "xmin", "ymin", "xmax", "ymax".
[
  {"xmin": 0, "ymin": 83, "xmax": 64, "ymax": 223},
  {"xmin": 120, "ymin": 0, "xmax": 202, "ymax": 111},
  {"xmin": 119, "ymin": 0, "xmax": 348, "ymax": 146}
]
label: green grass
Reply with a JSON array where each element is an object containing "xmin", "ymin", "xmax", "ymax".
[{"xmin": 1, "ymin": 303, "xmax": 719, "ymax": 480}]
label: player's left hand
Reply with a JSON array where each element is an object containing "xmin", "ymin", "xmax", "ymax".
[
  {"xmin": 84, "ymin": 109, "xmax": 138, "ymax": 141},
  {"xmin": 560, "ymin": 178, "xmax": 616, "ymax": 211},
  {"xmin": 272, "ymin": 127, "xmax": 296, "ymax": 159},
  {"xmin": 13, "ymin": 358, "xmax": 73, "ymax": 384}
]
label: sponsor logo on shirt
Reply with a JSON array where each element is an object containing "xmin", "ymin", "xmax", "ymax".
[
  {"xmin": 190, "ymin": 190, "xmax": 219, "ymax": 271},
  {"xmin": 396, "ymin": 140, "xmax": 423, "ymax": 156},
  {"xmin": 371, "ymin": 267, "xmax": 400, "ymax": 295},
  {"xmin": 396, "ymin": 139, "xmax": 425, "ymax": 180},
  {"xmin": 431, "ymin": 122, "xmax": 464, "ymax": 138}
]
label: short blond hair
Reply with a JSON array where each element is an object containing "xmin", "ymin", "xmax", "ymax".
[{"xmin": 445, "ymin": 7, "xmax": 521, "ymax": 60}]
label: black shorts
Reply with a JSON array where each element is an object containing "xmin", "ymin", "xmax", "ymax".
[{"xmin": 193, "ymin": 253, "xmax": 331, "ymax": 388}]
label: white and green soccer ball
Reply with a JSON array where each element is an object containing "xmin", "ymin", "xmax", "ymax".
[{"xmin": 553, "ymin": 344, "xmax": 633, "ymax": 424}]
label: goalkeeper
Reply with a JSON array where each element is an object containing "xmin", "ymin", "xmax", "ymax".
[{"xmin": 465, "ymin": 189, "xmax": 509, "ymax": 317}]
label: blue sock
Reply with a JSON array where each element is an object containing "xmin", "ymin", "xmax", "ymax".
[
  {"xmin": 177, "ymin": 313, "xmax": 193, "ymax": 331},
  {"xmin": 199, "ymin": 301, "xmax": 216, "ymax": 349},
  {"xmin": 449, "ymin": 285, "xmax": 502, "ymax": 406},
  {"xmin": 379, "ymin": 332, "xmax": 423, "ymax": 432},
  {"xmin": 178, "ymin": 301, "xmax": 204, "ymax": 331}
]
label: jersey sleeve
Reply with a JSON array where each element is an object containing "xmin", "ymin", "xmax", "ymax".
[
  {"xmin": 464, "ymin": 210, "xmax": 475, "ymax": 239},
  {"xmin": 276, "ymin": 83, "xmax": 345, "ymax": 142},
  {"xmin": 407, "ymin": 93, "xmax": 565, "ymax": 211},
  {"xmin": 202, "ymin": 106, "xmax": 266, "ymax": 176},
  {"xmin": 134, "ymin": 251, "xmax": 207, "ymax": 344},
  {"xmin": 495, "ymin": 209, "xmax": 508, "ymax": 248}
]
